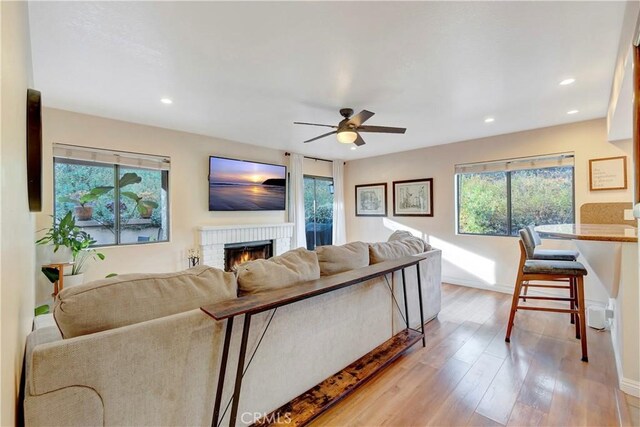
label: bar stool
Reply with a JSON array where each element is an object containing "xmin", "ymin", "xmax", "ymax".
[
  {"xmin": 521, "ymin": 225, "xmax": 579, "ymax": 307},
  {"xmin": 505, "ymin": 229, "xmax": 589, "ymax": 362}
]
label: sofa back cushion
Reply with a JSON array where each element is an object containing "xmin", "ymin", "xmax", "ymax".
[
  {"xmin": 388, "ymin": 230, "xmax": 432, "ymax": 251},
  {"xmin": 369, "ymin": 237, "xmax": 427, "ymax": 264},
  {"xmin": 237, "ymin": 247, "xmax": 320, "ymax": 294},
  {"xmin": 315, "ymin": 241, "xmax": 369, "ymax": 276},
  {"xmin": 54, "ymin": 266, "xmax": 237, "ymax": 338}
]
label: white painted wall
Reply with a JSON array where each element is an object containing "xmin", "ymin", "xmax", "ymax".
[
  {"xmin": 1, "ymin": 2, "xmax": 36, "ymax": 425},
  {"xmin": 345, "ymin": 119, "xmax": 633, "ymax": 304},
  {"xmin": 35, "ymin": 108, "xmax": 330, "ymax": 304}
]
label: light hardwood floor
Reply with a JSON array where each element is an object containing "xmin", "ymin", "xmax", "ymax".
[{"xmin": 311, "ymin": 283, "xmax": 624, "ymax": 426}]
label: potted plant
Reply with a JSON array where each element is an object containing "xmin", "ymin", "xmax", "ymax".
[
  {"xmin": 58, "ymin": 186, "xmax": 112, "ymax": 221},
  {"xmin": 133, "ymin": 191, "xmax": 159, "ymax": 219},
  {"xmin": 37, "ymin": 211, "xmax": 105, "ymax": 287}
]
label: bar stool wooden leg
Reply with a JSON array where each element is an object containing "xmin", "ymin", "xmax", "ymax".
[
  {"xmin": 569, "ymin": 277, "xmax": 575, "ymax": 325},
  {"xmin": 576, "ymin": 276, "xmax": 588, "ymax": 362},
  {"xmin": 505, "ymin": 270, "xmax": 524, "ymax": 343},
  {"xmin": 522, "ymin": 281, "xmax": 529, "ymax": 302},
  {"xmin": 573, "ymin": 278, "xmax": 581, "ymax": 339}
]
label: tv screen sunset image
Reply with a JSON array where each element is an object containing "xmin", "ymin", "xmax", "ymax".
[{"xmin": 209, "ymin": 157, "xmax": 286, "ymax": 211}]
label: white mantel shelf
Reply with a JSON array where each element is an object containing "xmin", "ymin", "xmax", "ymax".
[
  {"xmin": 198, "ymin": 223, "xmax": 294, "ymax": 231},
  {"xmin": 198, "ymin": 223, "xmax": 294, "ymax": 269}
]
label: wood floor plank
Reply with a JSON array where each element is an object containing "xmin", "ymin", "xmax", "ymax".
[
  {"xmin": 308, "ymin": 284, "xmax": 621, "ymax": 427},
  {"xmin": 468, "ymin": 412, "xmax": 505, "ymax": 426},
  {"xmin": 506, "ymin": 401, "xmax": 545, "ymax": 426},
  {"xmin": 426, "ymin": 353, "xmax": 504, "ymax": 426}
]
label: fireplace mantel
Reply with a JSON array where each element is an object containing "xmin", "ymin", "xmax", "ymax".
[{"xmin": 198, "ymin": 223, "xmax": 294, "ymax": 269}]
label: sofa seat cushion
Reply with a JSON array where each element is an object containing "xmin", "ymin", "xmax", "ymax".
[
  {"xmin": 316, "ymin": 241, "xmax": 369, "ymax": 276},
  {"xmin": 54, "ymin": 266, "xmax": 237, "ymax": 338},
  {"xmin": 369, "ymin": 238, "xmax": 426, "ymax": 264},
  {"xmin": 237, "ymin": 247, "xmax": 320, "ymax": 294}
]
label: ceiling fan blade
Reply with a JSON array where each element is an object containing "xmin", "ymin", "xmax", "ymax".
[
  {"xmin": 353, "ymin": 133, "xmax": 366, "ymax": 146},
  {"xmin": 294, "ymin": 122, "xmax": 337, "ymax": 129},
  {"xmin": 347, "ymin": 110, "xmax": 375, "ymax": 127},
  {"xmin": 357, "ymin": 125, "xmax": 406, "ymax": 134},
  {"xmin": 304, "ymin": 130, "xmax": 337, "ymax": 143}
]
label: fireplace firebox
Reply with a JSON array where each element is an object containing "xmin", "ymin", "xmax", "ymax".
[{"xmin": 224, "ymin": 240, "xmax": 273, "ymax": 272}]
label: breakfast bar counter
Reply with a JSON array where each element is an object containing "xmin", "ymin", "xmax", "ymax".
[{"xmin": 535, "ymin": 223, "xmax": 638, "ymax": 243}]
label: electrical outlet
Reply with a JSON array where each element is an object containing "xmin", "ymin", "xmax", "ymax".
[{"xmin": 624, "ymin": 209, "xmax": 634, "ymax": 221}]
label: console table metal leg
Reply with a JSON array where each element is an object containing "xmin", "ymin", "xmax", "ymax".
[
  {"xmin": 416, "ymin": 263, "xmax": 426, "ymax": 347},
  {"xmin": 212, "ymin": 317, "xmax": 234, "ymax": 427},
  {"xmin": 229, "ymin": 314, "xmax": 251, "ymax": 427},
  {"xmin": 401, "ymin": 268, "xmax": 410, "ymax": 329}
]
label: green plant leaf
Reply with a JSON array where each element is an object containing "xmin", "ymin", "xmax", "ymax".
[
  {"xmin": 90, "ymin": 186, "xmax": 114, "ymax": 196},
  {"xmin": 121, "ymin": 191, "xmax": 140, "ymax": 202},
  {"xmin": 58, "ymin": 196, "xmax": 76, "ymax": 204},
  {"xmin": 97, "ymin": 253, "xmax": 105, "ymax": 260},
  {"xmin": 34, "ymin": 305, "xmax": 50, "ymax": 316},
  {"xmin": 105, "ymin": 273, "xmax": 118, "ymax": 278},
  {"xmin": 119, "ymin": 173, "xmax": 142, "ymax": 188},
  {"xmin": 142, "ymin": 200, "xmax": 159, "ymax": 209}
]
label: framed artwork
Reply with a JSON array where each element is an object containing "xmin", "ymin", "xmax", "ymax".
[
  {"xmin": 393, "ymin": 178, "xmax": 433, "ymax": 217},
  {"xmin": 589, "ymin": 156, "xmax": 627, "ymax": 191},
  {"xmin": 355, "ymin": 183, "xmax": 387, "ymax": 217}
]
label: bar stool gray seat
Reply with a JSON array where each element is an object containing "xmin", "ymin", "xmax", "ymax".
[
  {"xmin": 523, "ymin": 260, "xmax": 588, "ymax": 276},
  {"xmin": 506, "ymin": 229, "xmax": 589, "ymax": 362}
]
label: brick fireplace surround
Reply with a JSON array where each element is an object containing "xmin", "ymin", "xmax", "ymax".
[{"xmin": 198, "ymin": 223, "xmax": 294, "ymax": 270}]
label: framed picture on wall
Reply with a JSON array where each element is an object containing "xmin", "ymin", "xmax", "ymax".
[
  {"xmin": 355, "ymin": 183, "xmax": 387, "ymax": 217},
  {"xmin": 393, "ymin": 178, "xmax": 433, "ymax": 217},
  {"xmin": 589, "ymin": 156, "xmax": 627, "ymax": 191}
]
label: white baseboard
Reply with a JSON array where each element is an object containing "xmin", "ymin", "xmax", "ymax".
[
  {"xmin": 442, "ymin": 276, "xmax": 514, "ymax": 295},
  {"xmin": 442, "ymin": 276, "xmax": 605, "ymax": 308},
  {"xmin": 620, "ymin": 377, "xmax": 640, "ymax": 398}
]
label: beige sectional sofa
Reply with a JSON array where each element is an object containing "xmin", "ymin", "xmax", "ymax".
[{"xmin": 24, "ymin": 234, "xmax": 441, "ymax": 426}]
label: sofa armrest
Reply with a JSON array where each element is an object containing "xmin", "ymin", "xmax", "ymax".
[
  {"xmin": 391, "ymin": 248, "xmax": 442, "ymax": 333},
  {"xmin": 26, "ymin": 309, "xmax": 224, "ymax": 426}
]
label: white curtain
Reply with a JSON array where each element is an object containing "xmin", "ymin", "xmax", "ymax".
[
  {"xmin": 288, "ymin": 153, "xmax": 307, "ymax": 249},
  {"xmin": 332, "ymin": 160, "xmax": 347, "ymax": 245}
]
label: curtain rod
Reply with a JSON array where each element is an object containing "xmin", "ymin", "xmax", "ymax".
[{"xmin": 284, "ymin": 152, "xmax": 333, "ymax": 163}]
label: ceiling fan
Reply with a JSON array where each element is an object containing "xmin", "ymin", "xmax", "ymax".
[{"xmin": 294, "ymin": 108, "xmax": 406, "ymax": 146}]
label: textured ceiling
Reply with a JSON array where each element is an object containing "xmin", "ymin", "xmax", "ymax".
[{"xmin": 29, "ymin": 1, "xmax": 626, "ymax": 160}]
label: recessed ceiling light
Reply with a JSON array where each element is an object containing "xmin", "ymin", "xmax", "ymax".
[
  {"xmin": 484, "ymin": 117, "xmax": 495, "ymax": 123},
  {"xmin": 350, "ymin": 146, "xmax": 357, "ymax": 150},
  {"xmin": 560, "ymin": 78, "xmax": 576, "ymax": 86},
  {"xmin": 160, "ymin": 98, "xmax": 173, "ymax": 105},
  {"xmin": 567, "ymin": 109, "xmax": 579, "ymax": 115}
]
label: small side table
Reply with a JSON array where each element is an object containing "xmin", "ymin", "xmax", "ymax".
[{"xmin": 42, "ymin": 262, "xmax": 74, "ymax": 297}]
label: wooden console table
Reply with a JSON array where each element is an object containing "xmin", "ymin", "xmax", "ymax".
[{"xmin": 201, "ymin": 254, "xmax": 428, "ymax": 427}]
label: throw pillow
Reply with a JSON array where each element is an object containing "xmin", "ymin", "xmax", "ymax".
[
  {"xmin": 237, "ymin": 247, "xmax": 320, "ymax": 294},
  {"xmin": 315, "ymin": 241, "xmax": 369, "ymax": 276}
]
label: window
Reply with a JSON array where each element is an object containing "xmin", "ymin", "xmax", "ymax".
[
  {"xmin": 456, "ymin": 154, "xmax": 574, "ymax": 236},
  {"xmin": 304, "ymin": 176, "xmax": 334, "ymax": 250},
  {"xmin": 53, "ymin": 144, "xmax": 170, "ymax": 246}
]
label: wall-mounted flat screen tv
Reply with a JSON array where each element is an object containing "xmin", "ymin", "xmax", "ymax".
[{"xmin": 209, "ymin": 156, "xmax": 287, "ymax": 211}]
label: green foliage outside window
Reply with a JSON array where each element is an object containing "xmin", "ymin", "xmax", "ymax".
[
  {"xmin": 458, "ymin": 166, "xmax": 574, "ymax": 236},
  {"xmin": 458, "ymin": 172, "xmax": 508, "ymax": 235}
]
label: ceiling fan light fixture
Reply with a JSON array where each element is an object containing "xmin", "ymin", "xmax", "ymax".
[{"xmin": 336, "ymin": 130, "xmax": 358, "ymax": 144}]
